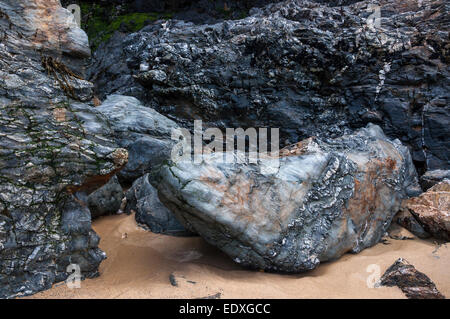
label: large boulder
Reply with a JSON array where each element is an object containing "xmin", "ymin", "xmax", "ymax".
[
  {"xmin": 157, "ymin": 124, "xmax": 420, "ymax": 272},
  {"xmin": 125, "ymin": 174, "xmax": 193, "ymax": 236},
  {"xmin": 0, "ymin": 0, "xmax": 127, "ymax": 298},
  {"xmin": 401, "ymin": 180, "xmax": 450, "ymax": 241},
  {"xmin": 88, "ymin": 0, "xmax": 450, "ymax": 175}
]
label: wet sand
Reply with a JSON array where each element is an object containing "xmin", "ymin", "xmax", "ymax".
[{"xmin": 29, "ymin": 214, "xmax": 449, "ymax": 299}]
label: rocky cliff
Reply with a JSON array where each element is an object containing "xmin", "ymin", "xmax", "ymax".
[{"xmin": 0, "ymin": 0, "xmax": 127, "ymax": 298}]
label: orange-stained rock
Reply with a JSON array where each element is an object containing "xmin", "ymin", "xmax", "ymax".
[
  {"xmin": 402, "ymin": 180, "xmax": 450, "ymax": 241},
  {"xmin": 5, "ymin": 0, "xmax": 90, "ymax": 57}
]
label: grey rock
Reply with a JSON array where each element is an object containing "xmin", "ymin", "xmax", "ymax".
[
  {"xmin": 0, "ymin": 0, "xmax": 128, "ymax": 298},
  {"xmin": 87, "ymin": 175, "xmax": 124, "ymax": 218},
  {"xmin": 63, "ymin": 0, "xmax": 284, "ymax": 36},
  {"xmin": 87, "ymin": 32, "xmax": 134, "ymax": 96},
  {"xmin": 420, "ymin": 170, "xmax": 450, "ymax": 191},
  {"xmin": 157, "ymin": 124, "xmax": 419, "ymax": 272},
  {"xmin": 126, "ymin": 174, "xmax": 193, "ymax": 236},
  {"xmin": 95, "ymin": 94, "xmax": 179, "ymax": 183}
]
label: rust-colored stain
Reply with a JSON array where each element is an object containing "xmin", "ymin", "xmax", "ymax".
[
  {"xmin": 111, "ymin": 148, "xmax": 128, "ymax": 168},
  {"xmin": 66, "ymin": 170, "xmax": 118, "ymax": 195},
  {"xmin": 345, "ymin": 155, "xmax": 399, "ymax": 237},
  {"xmin": 93, "ymin": 96, "xmax": 102, "ymax": 107},
  {"xmin": 280, "ymin": 137, "xmax": 316, "ymax": 158},
  {"xmin": 52, "ymin": 107, "xmax": 66, "ymax": 122},
  {"xmin": 28, "ymin": 1, "xmax": 65, "ymax": 48},
  {"xmin": 221, "ymin": 177, "xmax": 252, "ymax": 210},
  {"xmin": 386, "ymin": 157, "xmax": 397, "ymax": 170},
  {"xmin": 403, "ymin": 181, "xmax": 450, "ymax": 216},
  {"xmin": 195, "ymin": 165, "xmax": 295, "ymax": 235}
]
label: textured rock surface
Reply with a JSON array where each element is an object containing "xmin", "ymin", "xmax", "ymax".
[
  {"xmin": 95, "ymin": 94, "xmax": 178, "ymax": 183},
  {"xmin": 60, "ymin": 0, "xmax": 286, "ymax": 51},
  {"xmin": 0, "ymin": 0, "xmax": 127, "ymax": 298},
  {"xmin": 87, "ymin": 175, "xmax": 124, "ymax": 218},
  {"xmin": 157, "ymin": 124, "xmax": 419, "ymax": 272},
  {"xmin": 380, "ymin": 258, "xmax": 445, "ymax": 299},
  {"xmin": 393, "ymin": 209, "xmax": 430, "ymax": 239},
  {"xmin": 88, "ymin": 0, "xmax": 450, "ymax": 175},
  {"xmin": 402, "ymin": 180, "xmax": 450, "ymax": 241},
  {"xmin": 420, "ymin": 169, "xmax": 450, "ymax": 191},
  {"xmin": 125, "ymin": 174, "xmax": 192, "ymax": 236},
  {"xmin": 62, "ymin": 0, "xmax": 285, "ymax": 25}
]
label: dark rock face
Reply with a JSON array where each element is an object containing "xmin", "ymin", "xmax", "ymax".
[
  {"xmin": 157, "ymin": 124, "xmax": 419, "ymax": 272},
  {"xmin": 88, "ymin": 0, "xmax": 450, "ymax": 176},
  {"xmin": 60, "ymin": 1, "xmax": 286, "ymax": 50},
  {"xmin": 126, "ymin": 174, "xmax": 193, "ymax": 236},
  {"xmin": 95, "ymin": 94, "xmax": 178, "ymax": 183},
  {"xmin": 0, "ymin": 0, "xmax": 128, "ymax": 298},
  {"xmin": 380, "ymin": 258, "xmax": 445, "ymax": 299},
  {"xmin": 87, "ymin": 32, "xmax": 132, "ymax": 98},
  {"xmin": 87, "ymin": 175, "xmax": 124, "ymax": 218}
]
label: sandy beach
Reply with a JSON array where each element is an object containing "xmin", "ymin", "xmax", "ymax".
[{"xmin": 29, "ymin": 213, "xmax": 449, "ymax": 299}]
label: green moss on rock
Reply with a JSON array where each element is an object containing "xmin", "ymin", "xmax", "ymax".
[{"xmin": 79, "ymin": 3, "xmax": 172, "ymax": 50}]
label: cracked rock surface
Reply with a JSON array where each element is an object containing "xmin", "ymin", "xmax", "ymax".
[
  {"xmin": 1, "ymin": 0, "xmax": 448, "ymax": 297},
  {"xmin": 157, "ymin": 124, "xmax": 420, "ymax": 272},
  {"xmin": 0, "ymin": 0, "xmax": 127, "ymax": 298},
  {"xmin": 420, "ymin": 169, "xmax": 450, "ymax": 190}
]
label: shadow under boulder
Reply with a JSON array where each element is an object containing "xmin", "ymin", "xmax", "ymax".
[{"xmin": 126, "ymin": 174, "xmax": 194, "ymax": 236}]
